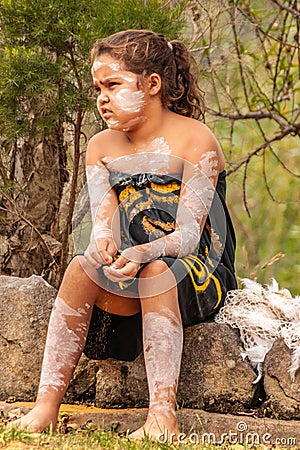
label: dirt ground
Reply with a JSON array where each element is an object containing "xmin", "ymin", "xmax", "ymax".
[{"xmin": 1, "ymin": 401, "xmax": 300, "ymax": 447}]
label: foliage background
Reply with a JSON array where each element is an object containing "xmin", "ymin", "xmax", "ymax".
[
  {"xmin": 0, "ymin": 0, "xmax": 299, "ymax": 294},
  {"xmin": 187, "ymin": 0, "xmax": 299, "ymax": 294}
]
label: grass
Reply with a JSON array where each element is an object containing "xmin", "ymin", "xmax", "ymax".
[
  {"xmin": 0, "ymin": 413, "xmax": 266, "ymax": 450},
  {"xmin": 1, "ymin": 408, "xmax": 297, "ymax": 449},
  {"xmin": 0, "ymin": 424, "xmax": 220, "ymax": 450},
  {"xmin": 2, "ymin": 418, "xmax": 297, "ymax": 450},
  {"xmin": 0, "ymin": 427, "xmax": 164, "ymax": 450}
]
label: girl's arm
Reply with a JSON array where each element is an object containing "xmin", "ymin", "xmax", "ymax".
[
  {"xmin": 119, "ymin": 148, "xmax": 220, "ymax": 263},
  {"xmin": 83, "ymin": 136, "xmax": 120, "ymax": 268},
  {"xmin": 106, "ymin": 127, "xmax": 223, "ymax": 279},
  {"xmin": 162, "ymin": 148, "xmax": 220, "ymax": 257}
]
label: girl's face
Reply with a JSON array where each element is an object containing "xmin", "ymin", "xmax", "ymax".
[{"xmin": 92, "ymin": 53, "xmax": 147, "ymax": 131}]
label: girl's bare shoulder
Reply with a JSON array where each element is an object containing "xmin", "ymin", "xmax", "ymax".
[
  {"xmin": 86, "ymin": 129, "xmax": 126, "ymax": 164},
  {"xmin": 172, "ymin": 115, "xmax": 219, "ymax": 148},
  {"xmin": 170, "ymin": 115, "xmax": 224, "ymax": 169}
]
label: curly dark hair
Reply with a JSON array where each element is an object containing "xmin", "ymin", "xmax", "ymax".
[{"xmin": 91, "ymin": 29, "xmax": 205, "ymax": 120}]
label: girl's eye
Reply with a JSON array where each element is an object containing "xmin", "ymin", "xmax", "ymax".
[
  {"xmin": 94, "ymin": 86, "xmax": 101, "ymax": 94},
  {"xmin": 108, "ymin": 82, "xmax": 118, "ymax": 88}
]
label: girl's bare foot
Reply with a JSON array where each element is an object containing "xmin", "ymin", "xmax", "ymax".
[
  {"xmin": 8, "ymin": 403, "xmax": 59, "ymax": 433},
  {"xmin": 128, "ymin": 409, "xmax": 179, "ymax": 442}
]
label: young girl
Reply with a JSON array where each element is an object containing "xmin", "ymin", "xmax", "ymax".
[{"xmin": 11, "ymin": 29, "xmax": 237, "ymax": 441}]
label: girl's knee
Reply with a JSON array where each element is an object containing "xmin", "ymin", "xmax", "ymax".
[
  {"xmin": 64, "ymin": 255, "xmax": 95, "ymax": 284},
  {"xmin": 67, "ymin": 255, "xmax": 86, "ymax": 274},
  {"xmin": 139, "ymin": 259, "xmax": 169, "ymax": 278}
]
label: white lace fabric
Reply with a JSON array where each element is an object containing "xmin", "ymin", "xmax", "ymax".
[{"xmin": 215, "ymin": 278, "xmax": 300, "ymax": 383}]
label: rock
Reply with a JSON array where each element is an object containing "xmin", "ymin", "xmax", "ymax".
[
  {"xmin": 94, "ymin": 322, "xmax": 258, "ymax": 413},
  {"xmin": 95, "ymin": 354, "xmax": 148, "ymax": 408},
  {"xmin": 0, "ymin": 275, "xmax": 55, "ymax": 401},
  {"xmin": 262, "ymin": 339, "xmax": 300, "ymax": 419},
  {"xmin": 177, "ymin": 322, "xmax": 258, "ymax": 412},
  {"xmin": 0, "ymin": 275, "xmax": 259, "ymax": 415},
  {"xmin": 64, "ymin": 354, "xmax": 100, "ymax": 404}
]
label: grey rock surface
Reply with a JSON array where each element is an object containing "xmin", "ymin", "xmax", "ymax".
[
  {"xmin": 0, "ymin": 275, "xmax": 55, "ymax": 400},
  {"xmin": 262, "ymin": 339, "xmax": 300, "ymax": 419},
  {"xmin": 178, "ymin": 322, "xmax": 258, "ymax": 412}
]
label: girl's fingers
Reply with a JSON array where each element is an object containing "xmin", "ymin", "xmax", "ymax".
[
  {"xmin": 97, "ymin": 239, "xmax": 116, "ymax": 265},
  {"xmin": 107, "ymin": 241, "xmax": 118, "ymax": 259},
  {"xmin": 103, "ymin": 261, "xmax": 139, "ymax": 281},
  {"xmin": 84, "ymin": 240, "xmax": 112, "ymax": 267},
  {"xmin": 110, "ymin": 255, "xmax": 128, "ymax": 270},
  {"xmin": 97, "ymin": 242, "xmax": 110, "ymax": 264},
  {"xmin": 103, "ymin": 266, "xmax": 130, "ymax": 282}
]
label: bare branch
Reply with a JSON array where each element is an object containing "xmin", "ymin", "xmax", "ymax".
[
  {"xmin": 242, "ymin": 160, "xmax": 251, "ymax": 218},
  {"xmin": 229, "ymin": 4, "xmax": 251, "ymax": 109},
  {"xmin": 227, "ymin": 124, "xmax": 300, "ymax": 175},
  {"xmin": 270, "ymin": 0, "xmax": 300, "ymax": 18},
  {"xmin": 0, "ymin": 195, "xmax": 59, "ymax": 267}
]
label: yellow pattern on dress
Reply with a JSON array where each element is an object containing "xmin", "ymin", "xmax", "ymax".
[
  {"xmin": 179, "ymin": 253, "xmax": 222, "ymax": 308},
  {"xmin": 142, "ymin": 216, "xmax": 175, "ymax": 233},
  {"xmin": 150, "ymin": 181, "xmax": 181, "ymax": 193},
  {"xmin": 116, "ymin": 177, "xmax": 223, "ymax": 307}
]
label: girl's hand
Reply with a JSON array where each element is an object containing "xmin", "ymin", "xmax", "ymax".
[
  {"xmin": 84, "ymin": 238, "xmax": 117, "ymax": 268},
  {"xmin": 121, "ymin": 240, "xmax": 166, "ymax": 264},
  {"xmin": 102, "ymin": 240, "xmax": 166, "ymax": 282},
  {"xmin": 103, "ymin": 256, "xmax": 141, "ymax": 282}
]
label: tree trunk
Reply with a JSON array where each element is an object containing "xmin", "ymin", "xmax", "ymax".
[{"xmin": 0, "ymin": 121, "xmax": 68, "ymax": 287}]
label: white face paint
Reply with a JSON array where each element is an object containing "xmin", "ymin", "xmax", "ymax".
[
  {"xmin": 92, "ymin": 54, "xmax": 147, "ymax": 132},
  {"xmin": 113, "ymin": 88, "xmax": 145, "ymax": 113},
  {"xmin": 91, "ymin": 61, "xmax": 104, "ymax": 73},
  {"xmin": 106, "ymin": 118, "xmax": 120, "ymax": 128},
  {"xmin": 92, "ymin": 61, "xmax": 121, "ymax": 74}
]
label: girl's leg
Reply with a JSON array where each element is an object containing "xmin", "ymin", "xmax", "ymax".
[
  {"xmin": 129, "ymin": 260, "xmax": 183, "ymax": 442},
  {"xmin": 10, "ymin": 256, "xmax": 140, "ymax": 432}
]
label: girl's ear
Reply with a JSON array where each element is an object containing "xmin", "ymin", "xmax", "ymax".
[{"xmin": 147, "ymin": 73, "xmax": 162, "ymax": 96}]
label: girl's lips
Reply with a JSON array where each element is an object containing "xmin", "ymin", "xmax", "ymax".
[{"xmin": 100, "ymin": 108, "xmax": 113, "ymax": 118}]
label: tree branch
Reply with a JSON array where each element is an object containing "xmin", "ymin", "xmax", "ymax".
[
  {"xmin": 0, "ymin": 195, "xmax": 59, "ymax": 267},
  {"xmin": 227, "ymin": 124, "xmax": 300, "ymax": 175},
  {"xmin": 270, "ymin": 0, "xmax": 300, "ymax": 18}
]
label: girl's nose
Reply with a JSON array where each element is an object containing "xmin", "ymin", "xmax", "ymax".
[{"xmin": 98, "ymin": 91, "xmax": 109, "ymax": 104}]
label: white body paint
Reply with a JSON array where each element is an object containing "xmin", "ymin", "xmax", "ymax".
[
  {"xmin": 38, "ymin": 297, "xmax": 89, "ymax": 395},
  {"xmin": 163, "ymin": 150, "xmax": 219, "ymax": 258},
  {"xmin": 143, "ymin": 307, "xmax": 183, "ymax": 413},
  {"xmin": 145, "ymin": 137, "xmax": 172, "ymax": 155},
  {"xmin": 85, "ymin": 150, "xmax": 219, "ymax": 265},
  {"xmin": 106, "ymin": 152, "xmax": 171, "ymax": 175},
  {"xmin": 86, "ymin": 164, "xmax": 114, "ymax": 239}
]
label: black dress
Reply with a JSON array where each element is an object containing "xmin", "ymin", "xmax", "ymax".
[{"xmin": 83, "ymin": 171, "xmax": 237, "ymax": 361}]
